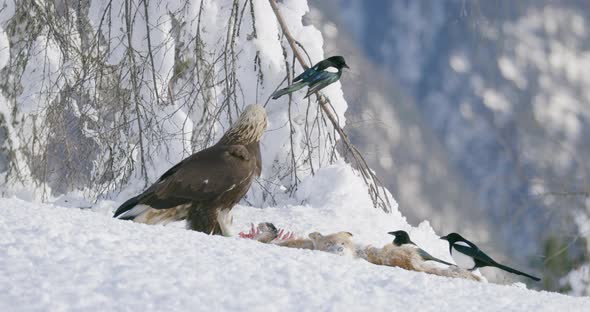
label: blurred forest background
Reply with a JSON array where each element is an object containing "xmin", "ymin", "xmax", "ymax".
[{"xmin": 308, "ymin": 0, "xmax": 590, "ymax": 294}]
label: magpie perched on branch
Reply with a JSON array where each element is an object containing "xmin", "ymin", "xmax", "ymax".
[
  {"xmin": 271, "ymin": 56, "xmax": 349, "ymax": 99},
  {"xmin": 388, "ymin": 230, "xmax": 454, "ymax": 266},
  {"xmin": 440, "ymin": 233, "xmax": 541, "ymax": 281}
]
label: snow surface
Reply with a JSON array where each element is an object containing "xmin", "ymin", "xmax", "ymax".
[
  {"xmin": 3, "ymin": 163, "xmax": 590, "ymax": 312},
  {"xmin": 2, "ymin": 198, "xmax": 589, "ymax": 311}
]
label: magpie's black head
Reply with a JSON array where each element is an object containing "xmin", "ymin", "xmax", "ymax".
[
  {"xmin": 388, "ymin": 230, "xmax": 415, "ymax": 246},
  {"xmin": 440, "ymin": 232, "xmax": 465, "ymax": 243},
  {"xmin": 326, "ymin": 56, "xmax": 349, "ymax": 69}
]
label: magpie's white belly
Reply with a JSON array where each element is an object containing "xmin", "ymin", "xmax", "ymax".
[{"xmin": 451, "ymin": 249, "xmax": 476, "ymax": 269}]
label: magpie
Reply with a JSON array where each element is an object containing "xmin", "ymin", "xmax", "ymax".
[
  {"xmin": 388, "ymin": 230, "xmax": 454, "ymax": 266},
  {"xmin": 440, "ymin": 233, "xmax": 541, "ymax": 281},
  {"xmin": 271, "ymin": 56, "xmax": 349, "ymax": 99}
]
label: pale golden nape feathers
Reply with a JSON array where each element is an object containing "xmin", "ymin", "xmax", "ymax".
[{"xmin": 219, "ymin": 104, "xmax": 268, "ymax": 145}]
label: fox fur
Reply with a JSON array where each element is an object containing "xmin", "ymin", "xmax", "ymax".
[
  {"xmin": 276, "ymin": 231, "xmax": 356, "ymax": 256},
  {"xmin": 243, "ymin": 223, "xmax": 481, "ymax": 282},
  {"xmin": 362, "ymin": 244, "xmax": 482, "ymax": 282},
  {"xmin": 275, "ymin": 238, "xmax": 315, "ymax": 250}
]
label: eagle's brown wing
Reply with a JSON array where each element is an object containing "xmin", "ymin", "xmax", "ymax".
[
  {"xmin": 146, "ymin": 144, "xmax": 255, "ymax": 206},
  {"xmin": 113, "ymin": 144, "xmax": 258, "ymax": 222},
  {"xmin": 247, "ymin": 142, "xmax": 262, "ymax": 177}
]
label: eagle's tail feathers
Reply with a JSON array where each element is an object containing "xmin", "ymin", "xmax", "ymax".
[{"xmin": 113, "ymin": 195, "xmax": 142, "ymax": 219}]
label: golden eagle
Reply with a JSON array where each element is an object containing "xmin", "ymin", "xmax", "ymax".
[{"xmin": 113, "ymin": 104, "xmax": 267, "ymax": 235}]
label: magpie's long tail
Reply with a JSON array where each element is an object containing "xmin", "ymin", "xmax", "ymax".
[
  {"xmin": 493, "ymin": 262, "xmax": 541, "ymax": 281},
  {"xmin": 271, "ymin": 81, "xmax": 307, "ymax": 99},
  {"xmin": 418, "ymin": 249, "xmax": 454, "ymax": 266},
  {"xmin": 429, "ymin": 256, "xmax": 455, "ymax": 267},
  {"xmin": 113, "ymin": 195, "xmax": 141, "ymax": 219}
]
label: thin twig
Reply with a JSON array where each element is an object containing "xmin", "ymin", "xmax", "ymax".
[{"xmin": 125, "ymin": 0, "xmax": 148, "ymax": 187}]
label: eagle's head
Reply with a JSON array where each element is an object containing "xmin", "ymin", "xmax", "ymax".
[{"xmin": 220, "ymin": 104, "xmax": 267, "ymax": 145}]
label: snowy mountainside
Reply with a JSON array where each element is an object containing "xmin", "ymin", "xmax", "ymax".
[
  {"xmin": 314, "ymin": 0, "xmax": 590, "ymax": 290},
  {"xmin": 307, "ymin": 1, "xmax": 491, "ymax": 239},
  {"xmin": 2, "ymin": 193, "xmax": 589, "ymax": 311}
]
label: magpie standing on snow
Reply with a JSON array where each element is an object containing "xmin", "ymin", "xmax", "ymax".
[
  {"xmin": 271, "ymin": 56, "xmax": 349, "ymax": 99},
  {"xmin": 440, "ymin": 233, "xmax": 541, "ymax": 281},
  {"xmin": 388, "ymin": 230, "xmax": 454, "ymax": 266}
]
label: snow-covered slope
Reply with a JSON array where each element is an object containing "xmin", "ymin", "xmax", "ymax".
[
  {"xmin": 311, "ymin": 0, "xmax": 590, "ymax": 291},
  {"xmin": 2, "ymin": 198, "xmax": 588, "ymax": 311}
]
